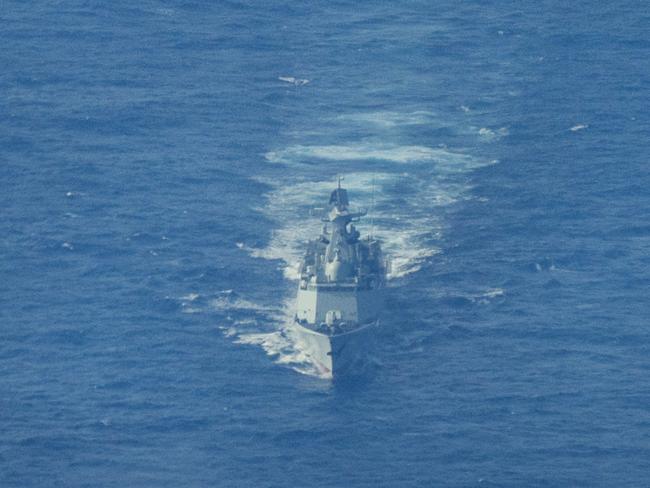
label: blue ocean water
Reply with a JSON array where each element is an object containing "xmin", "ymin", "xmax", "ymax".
[{"xmin": 2, "ymin": 1, "xmax": 649, "ymax": 486}]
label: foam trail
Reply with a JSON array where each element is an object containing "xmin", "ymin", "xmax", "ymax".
[
  {"xmin": 250, "ymin": 161, "xmax": 483, "ymax": 279},
  {"xmin": 199, "ymin": 290, "xmax": 327, "ymax": 377},
  {"xmin": 336, "ymin": 111, "xmax": 438, "ymax": 128},
  {"xmin": 215, "ymin": 298, "xmax": 330, "ymax": 378},
  {"xmin": 265, "ymin": 143, "xmax": 478, "ymax": 169},
  {"xmin": 228, "ymin": 110, "xmax": 497, "ymax": 377},
  {"xmin": 235, "ymin": 328, "xmax": 328, "ymax": 378}
]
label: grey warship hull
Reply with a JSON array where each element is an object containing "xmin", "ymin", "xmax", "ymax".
[
  {"xmin": 292, "ymin": 181, "xmax": 387, "ymax": 379},
  {"xmin": 289, "ymin": 319, "xmax": 377, "ymax": 379}
]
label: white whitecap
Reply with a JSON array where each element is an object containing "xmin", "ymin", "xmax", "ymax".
[
  {"xmin": 278, "ymin": 76, "xmax": 310, "ymax": 86},
  {"xmin": 478, "ymin": 127, "xmax": 509, "ymax": 142},
  {"xmin": 482, "ymin": 288, "xmax": 504, "ymax": 298}
]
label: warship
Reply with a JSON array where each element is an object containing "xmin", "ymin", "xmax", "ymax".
[{"xmin": 291, "ymin": 180, "xmax": 387, "ymax": 378}]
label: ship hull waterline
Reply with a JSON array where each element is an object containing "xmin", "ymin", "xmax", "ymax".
[{"xmin": 288, "ymin": 319, "xmax": 378, "ymax": 379}]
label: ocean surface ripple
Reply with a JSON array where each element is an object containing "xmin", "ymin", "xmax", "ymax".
[{"xmin": 2, "ymin": 1, "xmax": 649, "ymax": 487}]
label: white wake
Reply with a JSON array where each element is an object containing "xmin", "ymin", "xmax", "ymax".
[{"xmin": 223, "ymin": 110, "xmax": 499, "ymax": 377}]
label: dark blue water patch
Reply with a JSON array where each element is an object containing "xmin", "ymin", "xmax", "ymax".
[
  {"xmin": 38, "ymin": 328, "xmax": 88, "ymax": 347},
  {"xmin": 17, "ymin": 434, "xmax": 81, "ymax": 451},
  {"xmin": 0, "ymin": 134, "xmax": 36, "ymax": 152}
]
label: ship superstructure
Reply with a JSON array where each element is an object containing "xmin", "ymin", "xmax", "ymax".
[{"xmin": 291, "ymin": 181, "xmax": 387, "ymax": 378}]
